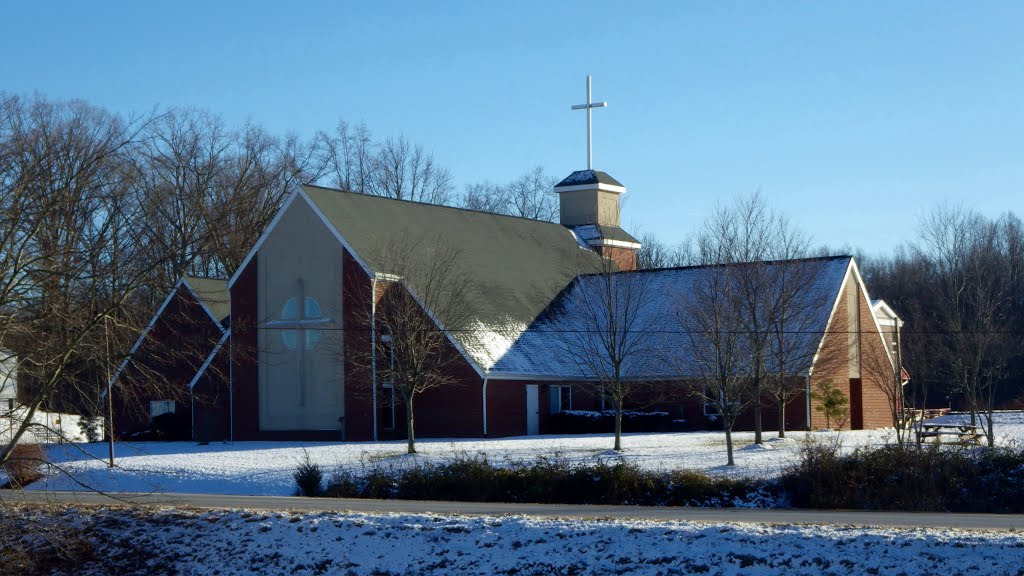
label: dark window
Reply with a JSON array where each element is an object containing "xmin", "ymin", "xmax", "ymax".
[
  {"xmin": 549, "ymin": 385, "xmax": 572, "ymax": 413},
  {"xmin": 382, "ymin": 385, "xmax": 396, "ymax": 430}
]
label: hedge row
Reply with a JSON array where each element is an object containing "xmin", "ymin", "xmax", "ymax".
[
  {"xmin": 301, "ymin": 455, "xmax": 771, "ymax": 507},
  {"xmin": 298, "ymin": 443, "xmax": 1024, "ymax": 513},
  {"xmin": 547, "ymin": 410, "xmax": 675, "ymax": 434}
]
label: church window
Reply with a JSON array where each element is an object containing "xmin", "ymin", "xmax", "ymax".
[{"xmin": 280, "ymin": 296, "xmax": 324, "ymax": 351}]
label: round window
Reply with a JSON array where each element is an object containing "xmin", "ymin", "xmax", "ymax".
[{"xmin": 280, "ymin": 296, "xmax": 323, "ymax": 351}]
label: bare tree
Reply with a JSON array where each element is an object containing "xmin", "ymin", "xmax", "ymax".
[
  {"xmin": 673, "ymin": 264, "xmax": 749, "ymax": 466},
  {"xmin": 462, "ymin": 181, "xmax": 507, "ymax": 214},
  {"xmin": 635, "ymin": 231, "xmax": 692, "ymax": 270},
  {"xmin": 695, "ymin": 191, "xmax": 811, "ymax": 443},
  {"xmin": 370, "ymin": 135, "xmax": 453, "ymax": 205},
  {"xmin": 918, "ymin": 206, "xmax": 1012, "ymax": 446},
  {"xmin": 364, "ymin": 237, "xmax": 474, "ymax": 454},
  {"xmin": 318, "ymin": 120, "xmax": 374, "ymax": 195},
  {"xmin": 0, "ymin": 93, "xmax": 163, "ymax": 467},
  {"xmin": 861, "ymin": 316, "xmax": 912, "ymax": 444},
  {"xmin": 461, "ymin": 166, "xmax": 559, "ymax": 221},
  {"xmin": 551, "ymin": 259, "xmax": 658, "ymax": 451},
  {"xmin": 762, "ymin": 258, "xmax": 827, "ymax": 438}
]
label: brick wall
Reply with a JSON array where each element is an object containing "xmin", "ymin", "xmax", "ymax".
[
  {"xmin": 598, "ymin": 246, "xmax": 638, "ymax": 271},
  {"xmin": 229, "ymin": 256, "xmax": 260, "ymax": 440},
  {"xmin": 807, "ymin": 267, "xmax": 896, "ymax": 431},
  {"xmin": 112, "ymin": 284, "xmax": 224, "ymax": 438}
]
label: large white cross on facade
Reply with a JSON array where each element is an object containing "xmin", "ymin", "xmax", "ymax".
[
  {"xmin": 571, "ymin": 75, "xmax": 608, "ymax": 170},
  {"xmin": 264, "ymin": 278, "xmax": 331, "ymax": 407}
]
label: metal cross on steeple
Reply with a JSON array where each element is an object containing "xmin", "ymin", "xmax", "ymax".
[{"xmin": 570, "ymin": 75, "xmax": 608, "ymax": 170}]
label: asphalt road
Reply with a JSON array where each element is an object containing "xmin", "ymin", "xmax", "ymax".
[{"xmin": 3, "ymin": 490, "xmax": 1021, "ymax": 531}]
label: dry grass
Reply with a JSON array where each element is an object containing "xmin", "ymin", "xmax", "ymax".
[{"xmin": 2, "ymin": 443, "xmax": 46, "ymax": 488}]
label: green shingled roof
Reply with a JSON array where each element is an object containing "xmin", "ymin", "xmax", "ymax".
[
  {"xmin": 302, "ymin": 184, "xmax": 609, "ymax": 372},
  {"xmin": 183, "ymin": 276, "xmax": 230, "ymax": 325}
]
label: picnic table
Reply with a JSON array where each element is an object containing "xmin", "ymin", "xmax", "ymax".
[{"xmin": 916, "ymin": 423, "xmax": 985, "ymax": 445}]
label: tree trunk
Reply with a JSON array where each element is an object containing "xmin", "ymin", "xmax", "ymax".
[
  {"xmin": 613, "ymin": 397, "xmax": 623, "ymax": 452},
  {"xmin": 406, "ymin": 396, "xmax": 416, "ymax": 454},
  {"xmin": 777, "ymin": 397, "xmax": 786, "ymax": 439},
  {"xmin": 725, "ymin": 425, "xmax": 734, "ymax": 466},
  {"xmin": 753, "ymin": 366, "xmax": 763, "ymax": 444}
]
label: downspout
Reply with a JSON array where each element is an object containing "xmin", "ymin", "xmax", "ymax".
[
  {"xmin": 371, "ymin": 280, "xmax": 378, "ymax": 441},
  {"xmin": 805, "ymin": 374, "xmax": 812, "ymax": 431},
  {"xmin": 190, "ymin": 389, "xmax": 195, "ymax": 441},
  {"xmin": 228, "ymin": 331, "xmax": 234, "ymax": 443},
  {"xmin": 482, "ymin": 375, "xmax": 489, "ymax": 437}
]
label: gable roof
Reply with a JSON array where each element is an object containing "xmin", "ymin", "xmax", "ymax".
[
  {"xmin": 183, "ymin": 276, "xmax": 230, "ymax": 326},
  {"xmin": 300, "ymin": 184, "xmax": 610, "ymax": 372},
  {"xmin": 490, "ymin": 256, "xmax": 853, "ymax": 380},
  {"xmin": 103, "ymin": 276, "xmax": 228, "ymax": 397}
]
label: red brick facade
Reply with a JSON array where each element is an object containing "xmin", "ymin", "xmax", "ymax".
[{"xmin": 226, "ymin": 226, "xmax": 893, "ymax": 440}]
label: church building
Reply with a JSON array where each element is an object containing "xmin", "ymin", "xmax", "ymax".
[{"xmin": 110, "ymin": 79, "xmax": 903, "ymax": 442}]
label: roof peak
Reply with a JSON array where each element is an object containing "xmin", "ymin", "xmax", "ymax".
[
  {"xmin": 554, "ymin": 170, "xmax": 624, "ymax": 189},
  {"xmin": 577, "ymin": 254, "xmax": 854, "ymax": 278},
  {"xmin": 301, "ymin": 183, "xmax": 568, "ymax": 227}
]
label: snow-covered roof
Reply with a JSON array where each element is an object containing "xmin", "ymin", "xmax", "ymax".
[
  {"xmin": 554, "ymin": 170, "xmax": 624, "ymax": 189},
  {"xmin": 490, "ymin": 257, "xmax": 852, "ymax": 380}
]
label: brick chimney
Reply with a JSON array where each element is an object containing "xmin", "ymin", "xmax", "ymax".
[{"xmin": 555, "ymin": 169, "xmax": 640, "ymax": 271}]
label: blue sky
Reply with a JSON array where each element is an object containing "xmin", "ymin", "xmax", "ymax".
[{"xmin": 3, "ymin": 1, "xmax": 1022, "ymax": 254}]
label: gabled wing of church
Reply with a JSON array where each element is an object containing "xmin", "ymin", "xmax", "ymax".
[
  {"xmin": 300, "ymin": 184, "xmax": 611, "ymax": 373},
  {"xmin": 491, "ymin": 256, "xmax": 853, "ymax": 379}
]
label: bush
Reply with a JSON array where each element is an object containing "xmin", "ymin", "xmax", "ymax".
[
  {"xmin": 322, "ymin": 453, "xmax": 776, "ymax": 507},
  {"xmin": 293, "ymin": 451, "xmax": 323, "ymax": 497},
  {"xmin": 548, "ymin": 410, "xmax": 673, "ymax": 434},
  {"xmin": 78, "ymin": 414, "xmax": 100, "ymax": 443},
  {"xmin": 1, "ymin": 443, "xmax": 46, "ymax": 488},
  {"xmin": 781, "ymin": 443, "xmax": 1024, "ymax": 513}
]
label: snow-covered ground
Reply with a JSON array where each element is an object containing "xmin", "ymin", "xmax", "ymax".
[
  {"xmin": 13, "ymin": 505, "xmax": 1024, "ymax": 576},
  {"xmin": 26, "ymin": 411, "xmax": 1024, "ymax": 496},
  {"xmin": 1, "ymin": 407, "xmax": 88, "ymax": 445}
]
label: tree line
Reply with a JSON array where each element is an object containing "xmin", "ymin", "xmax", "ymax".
[{"xmin": 0, "ymin": 92, "xmax": 560, "ymax": 464}]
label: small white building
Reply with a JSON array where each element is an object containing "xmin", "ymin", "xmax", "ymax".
[{"xmin": 1, "ymin": 348, "xmax": 17, "ymax": 411}]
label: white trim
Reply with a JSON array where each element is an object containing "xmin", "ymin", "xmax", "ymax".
[
  {"xmin": 806, "ymin": 259, "xmax": 898, "ymax": 382},
  {"xmin": 375, "ymin": 273, "xmax": 402, "ymax": 282},
  {"xmin": 806, "ymin": 259, "xmax": 854, "ymax": 383},
  {"xmin": 102, "ymin": 278, "xmax": 189, "ymax": 398},
  {"xmin": 871, "ymin": 299, "xmax": 904, "ymax": 328},
  {"xmin": 371, "ymin": 280, "xmax": 378, "ymax": 441},
  {"xmin": 227, "ymin": 191, "xmax": 300, "ymax": 289},
  {"xmin": 188, "ymin": 328, "xmax": 231, "ymax": 390},
  {"xmin": 227, "ymin": 187, "xmax": 382, "ymax": 288},
  {"xmin": 586, "ymin": 238, "xmax": 642, "ymax": 250},
  {"xmin": 849, "ymin": 259, "xmax": 898, "ymax": 371},
  {"xmin": 180, "ymin": 278, "xmax": 227, "ymax": 332},
  {"xmin": 297, "ymin": 186, "xmax": 376, "ymax": 276},
  {"xmin": 482, "ymin": 376, "xmax": 488, "ymax": 437},
  {"xmin": 554, "ymin": 182, "xmax": 627, "ymax": 194}
]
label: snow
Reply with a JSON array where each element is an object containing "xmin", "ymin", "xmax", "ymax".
[
  {"xmin": 29, "ymin": 427, "xmax": 900, "ymax": 496},
  {"xmin": 15, "ymin": 411, "xmax": 1024, "ymax": 497},
  {"xmin": 492, "ymin": 257, "xmax": 851, "ymax": 379},
  {"xmin": 922, "ymin": 410, "xmax": 1024, "ymax": 445},
  {"xmin": 13, "ymin": 505, "xmax": 1024, "ymax": 576},
  {"xmin": 1, "ymin": 407, "xmax": 88, "ymax": 445},
  {"xmin": 459, "ymin": 317, "xmax": 528, "ymax": 372}
]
